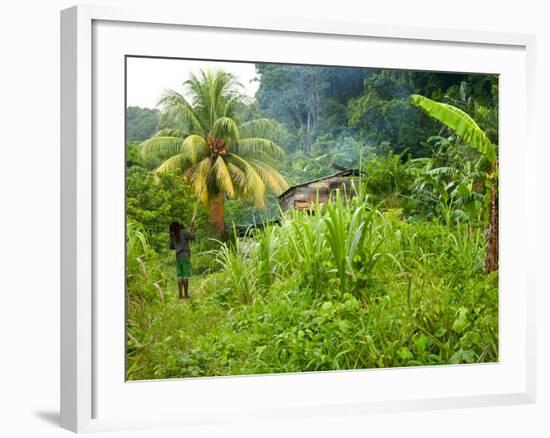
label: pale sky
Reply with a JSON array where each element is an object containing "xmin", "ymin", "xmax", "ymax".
[{"xmin": 126, "ymin": 57, "xmax": 259, "ymax": 109}]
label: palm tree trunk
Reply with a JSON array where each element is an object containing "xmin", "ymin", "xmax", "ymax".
[
  {"xmin": 209, "ymin": 191, "xmax": 226, "ymax": 240},
  {"xmin": 485, "ymin": 179, "xmax": 498, "ymax": 273}
]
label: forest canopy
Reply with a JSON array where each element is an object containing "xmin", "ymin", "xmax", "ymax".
[
  {"xmin": 254, "ymin": 64, "xmax": 497, "ymax": 159},
  {"xmin": 126, "ymin": 106, "xmax": 160, "ymax": 142}
]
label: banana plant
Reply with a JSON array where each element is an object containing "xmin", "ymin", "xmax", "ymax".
[
  {"xmin": 410, "ymin": 94, "xmax": 498, "ymax": 272},
  {"xmin": 407, "ymin": 155, "xmax": 485, "ymax": 228}
]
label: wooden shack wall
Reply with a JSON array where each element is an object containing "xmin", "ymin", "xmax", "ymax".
[{"xmin": 279, "ymin": 176, "xmax": 359, "ymax": 211}]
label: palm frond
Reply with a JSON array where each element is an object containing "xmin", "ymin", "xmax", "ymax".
[
  {"xmin": 139, "ymin": 136, "xmax": 184, "ymax": 158},
  {"xmin": 155, "ymin": 153, "xmax": 193, "ymax": 174},
  {"xmin": 226, "ymin": 162, "xmax": 247, "ymax": 193},
  {"xmin": 184, "ymin": 69, "xmax": 242, "ymax": 128},
  {"xmin": 210, "ymin": 69, "xmax": 242, "ymax": 105},
  {"xmin": 246, "ymin": 158, "xmax": 289, "ymax": 194},
  {"xmin": 228, "ymin": 153, "xmax": 266, "ymax": 208},
  {"xmin": 157, "ymin": 89, "xmax": 205, "ymax": 135},
  {"xmin": 181, "ymin": 134, "xmax": 209, "ymax": 163},
  {"xmin": 212, "ymin": 156, "xmax": 235, "ymax": 198},
  {"xmin": 189, "ymin": 157, "xmax": 213, "ymax": 204},
  {"xmin": 221, "ymin": 95, "xmax": 241, "ymax": 119},
  {"xmin": 184, "ymin": 72, "xmax": 212, "ymax": 121},
  {"xmin": 212, "ymin": 117, "xmax": 240, "ymax": 142},
  {"xmin": 152, "ymin": 128, "xmax": 188, "ymax": 138},
  {"xmin": 237, "ymin": 138, "xmax": 285, "ymax": 159}
]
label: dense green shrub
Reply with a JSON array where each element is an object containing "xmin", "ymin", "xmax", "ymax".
[{"xmin": 126, "ymin": 166, "xmax": 211, "ymax": 252}]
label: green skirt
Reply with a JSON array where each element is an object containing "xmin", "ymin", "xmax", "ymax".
[{"xmin": 176, "ymin": 258, "xmax": 193, "ymax": 279}]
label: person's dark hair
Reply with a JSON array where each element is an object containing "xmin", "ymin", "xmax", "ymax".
[{"xmin": 169, "ymin": 221, "xmax": 182, "ymax": 242}]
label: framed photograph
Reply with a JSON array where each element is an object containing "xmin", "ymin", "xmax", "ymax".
[{"xmin": 61, "ymin": 5, "xmax": 536, "ymax": 433}]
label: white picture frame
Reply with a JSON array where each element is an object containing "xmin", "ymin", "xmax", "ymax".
[{"xmin": 60, "ymin": 4, "xmax": 536, "ymax": 433}]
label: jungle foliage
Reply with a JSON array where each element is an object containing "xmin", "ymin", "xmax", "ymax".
[
  {"xmin": 126, "ymin": 106, "xmax": 159, "ymax": 142},
  {"xmin": 126, "ymin": 63, "xmax": 499, "ymax": 379}
]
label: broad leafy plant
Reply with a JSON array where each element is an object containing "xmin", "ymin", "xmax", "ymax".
[{"xmin": 410, "ymin": 94, "xmax": 498, "ymax": 272}]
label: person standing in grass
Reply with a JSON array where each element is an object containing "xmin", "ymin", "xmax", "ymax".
[{"xmin": 169, "ymin": 220, "xmax": 196, "ymax": 300}]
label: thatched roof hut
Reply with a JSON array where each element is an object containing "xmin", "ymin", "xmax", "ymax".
[{"xmin": 277, "ymin": 169, "xmax": 361, "ymax": 212}]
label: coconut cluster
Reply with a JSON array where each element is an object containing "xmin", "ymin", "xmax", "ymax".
[{"xmin": 207, "ymin": 134, "xmax": 228, "ymax": 157}]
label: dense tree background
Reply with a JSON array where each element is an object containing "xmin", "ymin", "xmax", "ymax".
[
  {"xmin": 255, "ymin": 64, "xmax": 497, "ymax": 160},
  {"xmin": 126, "ymin": 106, "xmax": 159, "ymax": 142},
  {"xmin": 255, "ymin": 65, "xmax": 364, "ymax": 153},
  {"xmin": 126, "ymin": 64, "xmax": 498, "ymax": 230}
]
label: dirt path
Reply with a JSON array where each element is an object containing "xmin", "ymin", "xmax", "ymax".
[{"xmin": 160, "ymin": 263, "xmax": 213, "ymax": 302}]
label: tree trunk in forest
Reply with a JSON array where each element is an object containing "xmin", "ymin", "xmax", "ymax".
[
  {"xmin": 299, "ymin": 124, "xmax": 309, "ymax": 153},
  {"xmin": 208, "ymin": 191, "xmax": 226, "ymax": 240},
  {"xmin": 306, "ymin": 112, "xmax": 311, "ymax": 153},
  {"xmin": 485, "ymin": 178, "xmax": 499, "ymax": 273}
]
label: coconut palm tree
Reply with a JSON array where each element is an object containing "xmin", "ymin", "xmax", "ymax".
[
  {"xmin": 140, "ymin": 69, "xmax": 288, "ymax": 238},
  {"xmin": 410, "ymin": 94, "xmax": 498, "ymax": 273}
]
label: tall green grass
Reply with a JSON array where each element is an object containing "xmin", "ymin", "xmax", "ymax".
[{"xmin": 126, "ymin": 196, "xmax": 498, "ymax": 380}]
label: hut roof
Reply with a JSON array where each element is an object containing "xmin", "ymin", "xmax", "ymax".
[{"xmin": 277, "ymin": 168, "xmax": 362, "ymax": 199}]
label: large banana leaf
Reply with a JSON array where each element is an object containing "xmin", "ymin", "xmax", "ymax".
[{"xmin": 410, "ymin": 94, "xmax": 496, "ymax": 163}]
